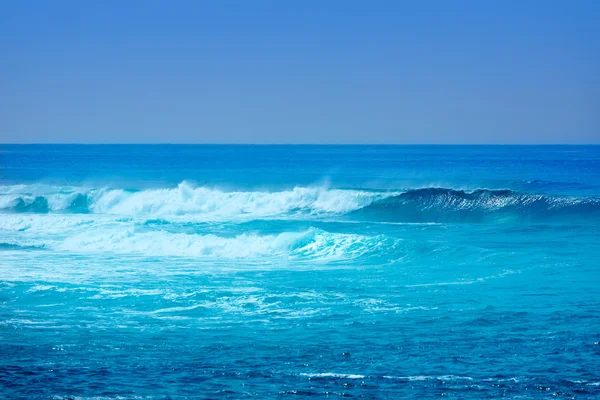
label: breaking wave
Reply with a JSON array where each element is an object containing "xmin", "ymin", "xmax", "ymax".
[
  {"xmin": 0, "ymin": 182, "xmax": 388, "ymax": 219},
  {"xmin": 1, "ymin": 182, "xmax": 598, "ymax": 223},
  {"xmin": 1, "ymin": 227, "xmax": 398, "ymax": 260}
]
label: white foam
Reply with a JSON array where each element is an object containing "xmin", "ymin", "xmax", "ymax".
[
  {"xmin": 301, "ymin": 373, "xmax": 365, "ymax": 379},
  {"xmin": 52, "ymin": 227, "xmax": 396, "ymax": 260},
  {"xmin": 405, "ymin": 270, "xmax": 521, "ymax": 287},
  {"xmin": 0, "ymin": 183, "xmax": 400, "ymax": 263},
  {"xmin": 88, "ymin": 182, "xmax": 388, "ymax": 218},
  {"xmin": 151, "ymin": 304, "xmax": 207, "ymax": 314},
  {"xmin": 382, "ymin": 375, "xmax": 474, "ymax": 381},
  {"xmin": 0, "ymin": 214, "xmax": 105, "ymax": 232},
  {"xmin": 0, "ymin": 182, "xmax": 395, "ymax": 219}
]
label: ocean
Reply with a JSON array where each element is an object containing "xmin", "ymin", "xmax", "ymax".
[{"xmin": 1, "ymin": 145, "xmax": 599, "ymax": 399}]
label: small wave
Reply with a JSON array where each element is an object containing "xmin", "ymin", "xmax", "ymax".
[
  {"xmin": 382, "ymin": 375, "xmax": 474, "ymax": 381},
  {"xmin": 26, "ymin": 285, "xmax": 56, "ymax": 292},
  {"xmin": 0, "ymin": 191, "xmax": 90, "ymax": 214},
  {"xmin": 301, "ymin": 373, "xmax": 365, "ymax": 379},
  {"xmin": 300, "ymin": 373, "xmax": 477, "ymax": 381},
  {"xmin": 0, "ymin": 241, "xmax": 46, "ymax": 251},
  {"xmin": 52, "ymin": 397, "xmax": 153, "ymax": 400}
]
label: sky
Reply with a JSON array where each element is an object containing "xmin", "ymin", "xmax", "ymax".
[{"xmin": 0, "ymin": 1, "xmax": 599, "ymax": 144}]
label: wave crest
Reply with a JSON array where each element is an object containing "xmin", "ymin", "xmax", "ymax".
[
  {"xmin": 352, "ymin": 188, "xmax": 600, "ymax": 223},
  {"xmin": 0, "ymin": 182, "xmax": 386, "ymax": 219},
  {"xmin": 1, "ymin": 183, "xmax": 598, "ymax": 223}
]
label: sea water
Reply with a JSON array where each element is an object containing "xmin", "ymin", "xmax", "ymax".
[{"xmin": 1, "ymin": 145, "xmax": 599, "ymax": 399}]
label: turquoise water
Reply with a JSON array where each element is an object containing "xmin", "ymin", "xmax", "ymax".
[{"xmin": 1, "ymin": 145, "xmax": 599, "ymax": 399}]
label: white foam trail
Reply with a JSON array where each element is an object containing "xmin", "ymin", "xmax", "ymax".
[
  {"xmin": 0, "ymin": 214, "xmax": 106, "ymax": 233},
  {"xmin": 301, "ymin": 373, "xmax": 365, "ymax": 379},
  {"xmin": 382, "ymin": 375, "xmax": 474, "ymax": 381},
  {"xmin": 51, "ymin": 227, "xmax": 396, "ymax": 260},
  {"xmin": 0, "ymin": 211, "xmax": 398, "ymax": 261}
]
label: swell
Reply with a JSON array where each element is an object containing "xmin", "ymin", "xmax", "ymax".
[
  {"xmin": 1, "ymin": 183, "xmax": 599, "ymax": 223},
  {"xmin": 351, "ymin": 188, "xmax": 600, "ymax": 223}
]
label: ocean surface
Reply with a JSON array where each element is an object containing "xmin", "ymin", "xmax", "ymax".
[{"xmin": 1, "ymin": 145, "xmax": 599, "ymax": 399}]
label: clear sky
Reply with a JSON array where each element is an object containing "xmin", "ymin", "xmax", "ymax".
[{"xmin": 1, "ymin": 1, "xmax": 599, "ymax": 144}]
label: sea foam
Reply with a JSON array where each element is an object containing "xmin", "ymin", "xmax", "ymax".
[
  {"xmin": 1, "ymin": 182, "xmax": 599, "ymax": 223},
  {"xmin": 30, "ymin": 227, "xmax": 398, "ymax": 260}
]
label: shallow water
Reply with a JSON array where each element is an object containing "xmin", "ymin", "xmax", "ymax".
[{"xmin": 1, "ymin": 145, "xmax": 599, "ymax": 398}]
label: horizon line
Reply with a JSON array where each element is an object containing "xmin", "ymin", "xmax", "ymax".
[{"xmin": 1, "ymin": 143, "xmax": 599, "ymax": 146}]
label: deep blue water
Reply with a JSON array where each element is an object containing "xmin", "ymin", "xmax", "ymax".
[{"xmin": 1, "ymin": 145, "xmax": 599, "ymax": 399}]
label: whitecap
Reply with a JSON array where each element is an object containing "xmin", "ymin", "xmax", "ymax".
[{"xmin": 301, "ymin": 372, "xmax": 365, "ymax": 379}]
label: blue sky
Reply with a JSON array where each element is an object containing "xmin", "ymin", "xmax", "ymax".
[{"xmin": 1, "ymin": 1, "xmax": 599, "ymax": 144}]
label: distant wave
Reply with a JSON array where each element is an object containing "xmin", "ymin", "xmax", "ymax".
[
  {"xmin": 351, "ymin": 187, "xmax": 600, "ymax": 223},
  {"xmin": 1, "ymin": 182, "xmax": 598, "ymax": 223}
]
